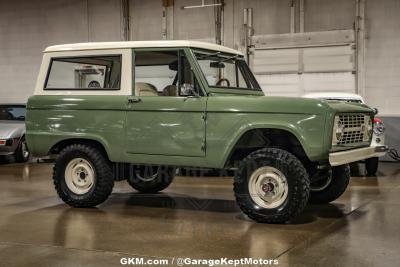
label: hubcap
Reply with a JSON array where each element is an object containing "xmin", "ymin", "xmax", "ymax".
[
  {"xmin": 248, "ymin": 166, "xmax": 289, "ymax": 209},
  {"xmin": 65, "ymin": 158, "xmax": 95, "ymax": 195}
]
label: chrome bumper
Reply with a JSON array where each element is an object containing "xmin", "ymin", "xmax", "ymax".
[
  {"xmin": 329, "ymin": 145, "xmax": 388, "ymax": 167},
  {"xmin": 0, "ymin": 139, "xmax": 18, "ymax": 155}
]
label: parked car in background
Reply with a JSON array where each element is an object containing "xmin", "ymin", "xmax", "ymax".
[
  {"xmin": 303, "ymin": 92, "xmax": 386, "ymax": 175},
  {"xmin": 0, "ymin": 104, "xmax": 30, "ymax": 162}
]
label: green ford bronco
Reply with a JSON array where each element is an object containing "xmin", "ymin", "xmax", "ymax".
[{"xmin": 26, "ymin": 41, "xmax": 387, "ymax": 223}]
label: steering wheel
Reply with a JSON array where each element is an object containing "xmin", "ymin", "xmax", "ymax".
[{"xmin": 216, "ymin": 78, "xmax": 230, "ymax": 87}]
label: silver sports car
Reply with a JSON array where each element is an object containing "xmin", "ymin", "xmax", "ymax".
[{"xmin": 0, "ymin": 104, "xmax": 30, "ymax": 162}]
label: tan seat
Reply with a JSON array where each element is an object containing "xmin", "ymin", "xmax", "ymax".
[
  {"xmin": 163, "ymin": 85, "xmax": 177, "ymax": 96},
  {"xmin": 135, "ymin": 82, "xmax": 158, "ymax": 96}
]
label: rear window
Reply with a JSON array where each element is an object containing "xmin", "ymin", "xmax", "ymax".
[{"xmin": 45, "ymin": 55, "xmax": 121, "ymax": 90}]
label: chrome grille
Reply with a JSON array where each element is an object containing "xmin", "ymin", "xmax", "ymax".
[{"xmin": 335, "ymin": 114, "xmax": 370, "ymax": 145}]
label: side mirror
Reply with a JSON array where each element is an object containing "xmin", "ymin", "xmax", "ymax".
[
  {"xmin": 373, "ymin": 108, "xmax": 379, "ymax": 115},
  {"xmin": 180, "ymin": 83, "xmax": 199, "ymax": 98}
]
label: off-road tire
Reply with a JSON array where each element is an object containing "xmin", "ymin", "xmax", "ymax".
[
  {"xmin": 15, "ymin": 136, "xmax": 30, "ymax": 163},
  {"xmin": 234, "ymin": 148, "xmax": 310, "ymax": 224},
  {"xmin": 365, "ymin": 157, "xmax": 379, "ymax": 176},
  {"xmin": 127, "ymin": 165, "xmax": 175, "ymax": 193},
  {"xmin": 53, "ymin": 144, "xmax": 114, "ymax": 207},
  {"xmin": 309, "ymin": 164, "xmax": 350, "ymax": 204}
]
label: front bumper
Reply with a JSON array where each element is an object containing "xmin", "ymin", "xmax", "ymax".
[{"xmin": 329, "ymin": 145, "xmax": 388, "ymax": 166}]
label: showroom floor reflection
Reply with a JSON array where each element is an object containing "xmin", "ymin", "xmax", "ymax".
[{"xmin": 0, "ymin": 162, "xmax": 400, "ymax": 266}]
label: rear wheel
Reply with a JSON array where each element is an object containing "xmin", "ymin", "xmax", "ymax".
[
  {"xmin": 234, "ymin": 148, "xmax": 310, "ymax": 224},
  {"xmin": 365, "ymin": 157, "xmax": 379, "ymax": 176},
  {"xmin": 127, "ymin": 165, "xmax": 175, "ymax": 193},
  {"xmin": 309, "ymin": 164, "xmax": 350, "ymax": 204},
  {"xmin": 53, "ymin": 144, "xmax": 114, "ymax": 207},
  {"xmin": 15, "ymin": 137, "xmax": 30, "ymax": 163}
]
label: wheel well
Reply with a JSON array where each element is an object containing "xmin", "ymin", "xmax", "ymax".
[
  {"xmin": 49, "ymin": 138, "xmax": 109, "ymax": 160},
  {"xmin": 225, "ymin": 128, "xmax": 311, "ymax": 168}
]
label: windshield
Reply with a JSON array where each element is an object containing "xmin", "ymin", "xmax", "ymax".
[
  {"xmin": 0, "ymin": 105, "xmax": 26, "ymax": 121},
  {"xmin": 194, "ymin": 51, "xmax": 261, "ymax": 90}
]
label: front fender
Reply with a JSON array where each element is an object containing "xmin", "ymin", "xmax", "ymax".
[{"xmin": 205, "ymin": 112, "xmax": 329, "ymax": 167}]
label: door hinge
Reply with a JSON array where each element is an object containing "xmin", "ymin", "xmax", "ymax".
[
  {"xmin": 201, "ymin": 139, "xmax": 206, "ymax": 151},
  {"xmin": 202, "ymin": 114, "xmax": 207, "ymax": 120}
]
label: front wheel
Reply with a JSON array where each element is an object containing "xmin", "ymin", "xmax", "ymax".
[
  {"xmin": 127, "ymin": 165, "xmax": 175, "ymax": 193},
  {"xmin": 309, "ymin": 164, "xmax": 350, "ymax": 204},
  {"xmin": 15, "ymin": 137, "xmax": 30, "ymax": 163},
  {"xmin": 53, "ymin": 144, "xmax": 114, "ymax": 207},
  {"xmin": 234, "ymin": 148, "xmax": 310, "ymax": 224}
]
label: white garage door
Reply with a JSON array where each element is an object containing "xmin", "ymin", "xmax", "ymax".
[{"xmin": 250, "ymin": 30, "xmax": 356, "ymax": 97}]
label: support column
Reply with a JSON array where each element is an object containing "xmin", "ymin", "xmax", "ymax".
[
  {"xmin": 162, "ymin": 0, "xmax": 174, "ymax": 40},
  {"xmin": 121, "ymin": 0, "xmax": 130, "ymax": 41},
  {"xmin": 355, "ymin": 0, "xmax": 366, "ymax": 95}
]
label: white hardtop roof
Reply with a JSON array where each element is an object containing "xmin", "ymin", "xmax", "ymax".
[{"xmin": 44, "ymin": 40, "xmax": 243, "ymax": 55}]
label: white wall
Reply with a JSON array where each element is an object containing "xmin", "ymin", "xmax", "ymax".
[
  {"xmin": 0, "ymin": 0, "xmax": 122, "ymax": 103},
  {"xmin": 364, "ymin": 0, "xmax": 400, "ymax": 117},
  {"xmin": 304, "ymin": 0, "xmax": 355, "ymax": 32},
  {"xmin": 130, "ymin": 0, "xmax": 162, "ymax": 40}
]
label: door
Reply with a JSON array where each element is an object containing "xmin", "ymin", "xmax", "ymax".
[{"xmin": 125, "ymin": 49, "xmax": 206, "ymax": 157}]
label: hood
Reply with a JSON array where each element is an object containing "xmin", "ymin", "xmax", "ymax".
[
  {"xmin": 324, "ymin": 100, "xmax": 373, "ymax": 114},
  {"xmin": 207, "ymin": 95, "xmax": 333, "ymax": 114},
  {"xmin": 0, "ymin": 121, "xmax": 25, "ymax": 138},
  {"xmin": 207, "ymin": 95, "xmax": 374, "ymax": 115}
]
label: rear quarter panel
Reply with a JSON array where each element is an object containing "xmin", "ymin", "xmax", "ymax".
[{"xmin": 26, "ymin": 95, "xmax": 126, "ymax": 161}]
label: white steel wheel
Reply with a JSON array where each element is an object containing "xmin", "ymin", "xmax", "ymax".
[
  {"xmin": 310, "ymin": 175, "xmax": 332, "ymax": 192},
  {"xmin": 64, "ymin": 158, "xmax": 95, "ymax": 195},
  {"xmin": 135, "ymin": 166, "xmax": 160, "ymax": 182},
  {"xmin": 248, "ymin": 166, "xmax": 289, "ymax": 209}
]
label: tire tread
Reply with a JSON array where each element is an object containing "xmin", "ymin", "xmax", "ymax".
[
  {"xmin": 233, "ymin": 148, "xmax": 310, "ymax": 223},
  {"xmin": 53, "ymin": 144, "xmax": 114, "ymax": 207}
]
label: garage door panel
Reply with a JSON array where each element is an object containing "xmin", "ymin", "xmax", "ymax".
[
  {"xmin": 257, "ymin": 74, "xmax": 301, "ymax": 96},
  {"xmin": 303, "ymin": 46, "xmax": 355, "ymax": 72},
  {"xmin": 252, "ymin": 43, "xmax": 355, "ymax": 96},
  {"xmin": 258, "ymin": 73, "xmax": 355, "ymax": 97},
  {"xmin": 252, "ymin": 49, "xmax": 299, "ymax": 73},
  {"xmin": 303, "ymin": 73, "xmax": 355, "ymax": 93}
]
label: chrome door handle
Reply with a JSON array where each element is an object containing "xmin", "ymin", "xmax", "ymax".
[{"xmin": 128, "ymin": 98, "xmax": 141, "ymax": 104}]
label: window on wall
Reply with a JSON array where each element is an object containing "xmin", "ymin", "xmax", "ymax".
[
  {"xmin": 45, "ymin": 55, "xmax": 121, "ymax": 90},
  {"xmin": 134, "ymin": 50, "xmax": 203, "ymax": 97}
]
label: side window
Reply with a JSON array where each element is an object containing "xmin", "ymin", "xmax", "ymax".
[
  {"xmin": 134, "ymin": 50, "xmax": 202, "ymax": 97},
  {"xmin": 45, "ymin": 55, "xmax": 121, "ymax": 90},
  {"xmin": 180, "ymin": 55, "xmax": 203, "ymax": 97}
]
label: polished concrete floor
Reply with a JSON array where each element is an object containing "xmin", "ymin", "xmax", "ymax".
[{"xmin": 0, "ymin": 162, "xmax": 400, "ymax": 267}]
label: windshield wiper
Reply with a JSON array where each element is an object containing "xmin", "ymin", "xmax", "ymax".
[
  {"xmin": 196, "ymin": 52, "xmax": 221, "ymax": 60},
  {"xmin": 220, "ymin": 54, "xmax": 241, "ymax": 62}
]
